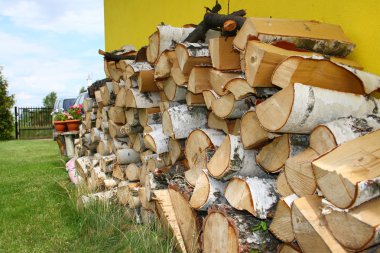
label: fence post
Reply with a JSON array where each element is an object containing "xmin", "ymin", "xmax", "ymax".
[{"xmin": 14, "ymin": 106, "xmax": 19, "ymax": 139}]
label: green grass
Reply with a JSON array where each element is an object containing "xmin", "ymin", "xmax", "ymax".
[{"xmin": 0, "ymin": 140, "xmax": 175, "ymax": 253}]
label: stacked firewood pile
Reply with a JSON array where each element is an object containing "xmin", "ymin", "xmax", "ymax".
[{"xmin": 73, "ymin": 8, "xmax": 380, "ymax": 253}]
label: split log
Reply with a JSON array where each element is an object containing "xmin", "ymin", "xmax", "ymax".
[
  {"xmin": 211, "ymin": 93, "xmax": 255, "ymax": 119},
  {"xmin": 90, "ymin": 166, "xmax": 107, "ymax": 187},
  {"xmin": 125, "ymin": 163, "xmax": 141, "ymax": 182},
  {"xmin": 110, "ymin": 137, "xmax": 130, "ymax": 153},
  {"xmin": 138, "ymin": 69, "xmax": 159, "ymax": 92},
  {"xmin": 145, "ymin": 172, "xmax": 168, "ymax": 202},
  {"xmin": 291, "ymin": 195, "xmax": 346, "ymax": 253},
  {"xmin": 138, "ymin": 187, "xmax": 153, "ymax": 210},
  {"xmin": 312, "ymin": 129, "xmax": 380, "ymax": 209},
  {"xmin": 126, "ymin": 76, "xmax": 138, "ymax": 89},
  {"xmin": 209, "ymin": 36, "xmax": 240, "ymax": 70},
  {"xmin": 209, "ymin": 68, "xmax": 241, "ymax": 96},
  {"xmin": 125, "ymin": 108, "xmax": 139, "ymax": 126},
  {"xmin": 225, "ymin": 176, "xmax": 279, "ymax": 219},
  {"xmin": 100, "ymin": 154, "xmax": 116, "ymax": 173},
  {"xmin": 233, "ymin": 18, "xmax": 355, "ymax": 57},
  {"xmin": 175, "ymin": 42, "xmax": 211, "ymax": 74},
  {"xmin": 90, "ymin": 128, "xmax": 104, "ymax": 143},
  {"xmin": 162, "ymin": 105, "xmax": 208, "ymax": 139},
  {"xmin": 75, "ymin": 156, "xmax": 92, "ymax": 178},
  {"xmin": 207, "ymin": 112, "xmax": 241, "ymax": 135},
  {"xmin": 168, "ymin": 176, "xmax": 198, "ymax": 253},
  {"xmin": 186, "ymin": 91, "xmax": 205, "ymax": 106},
  {"xmin": 117, "ymin": 181, "xmax": 139, "ymax": 205},
  {"xmin": 270, "ymin": 194, "xmax": 298, "ymax": 243},
  {"xmin": 240, "ymin": 109, "xmax": 280, "ymax": 149},
  {"xmin": 171, "ymin": 56, "xmax": 189, "ymax": 86},
  {"xmin": 146, "ymin": 155, "xmax": 167, "ymax": 172},
  {"xmin": 284, "ymin": 148, "xmax": 320, "ymax": 196},
  {"xmin": 138, "ymin": 107, "xmax": 161, "ymax": 126},
  {"xmin": 202, "ymin": 204, "xmax": 279, "ymax": 253},
  {"xmin": 272, "ymin": 56, "xmax": 380, "ymax": 94},
  {"xmin": 223, "ymin": 78, "xmax": 255, "ymax": 100},
  {"xmin": 256, "ymin": 134, "xmax": 309, "ymax": 173},
  {"xmin": 162, "ymin": 77, "xmax": 187, "ymax": 101},
  {"xmin": 207, "ymin": 134, "xmax": 269, "ymax": 180},
  {"xmin": 125, "ymin": 61, "xmax": 153, "ymax": 79},
  {"xmin": 154, "ymin": 50, "xmax": 176, "ymax": 80},
  {"xmin": 143, "ymin": 123, "xmax": 162, "ymax": 134},
  {"xmin": 146, "ymin": 25, "xmax": 195, "ymax": 64},
  {"xmin": 116, "ymin": 148, "xmax": 140, "ymax": 165},
  {"xmin": 243, "ymin": 41, "xmax": 361, "ymax": 88},
  {"xmin": 104, "ymin": 178, "xmax": 118, "ymax": 189},
  {"xmin": 105, "ymin": 61, "xmax": 123, "ymax": 82},
  {"xmin": 276, "ymin": 171, "xmax": 295, "ymax": 197},
  {"xmin": 143, "ymin": 127, "xmax": 170, "ymax": 154},
  {"xmin": 78, "ymin": 189, "xmax": 117, "ymax": 209},
  {"xmin": 108, "ymin": 106, "xmax": 126, "ymax": 124},
  {"xmin": 309, "ymin": 115, "xmax": 380, "ymax": 155},
  {"xmin": 83, "ymin": 98, "xmax": 94, "ymax": 112},
  {"xmin": 256, "ymin": 83, "xmax": 380, "ymax": 133},
  {"xmin": 278, "ymin": 244, "xmax": 302, "ymax": 253},
  {"xmin": 108, "ymin": 120, "xmax": 125, "ymax": 138},
  {"xmin": 132, "ymin": 133, "xmax": 145, "ymax": 152},
  {"xmin": 120, "ymin": 124, "xmax": 143, "ymax": 136},
  {"xmin": 112, "ymin": 163, "xmax": 126, "ymax": 180},
  {"xmin": 202, "ymin": 89, "xmax": 219, "ymax": 109},
  {"xmin": 189, "ymin": 169, "xmax": 227, "ymax": 210},
  {"xmin": 97, "ymin": 139, "xmax": 112, "ymax": 156},
  {"xmin": 100, "ymin": 82, "xmax": 115, "ymax": 106},
  {"xmin": 188, "ymin": 66, "xmax": 212, "ymax": 94},
  {"xmin": 168, "ymin": 138, "xmax": 185, "ymax": 164},
  {"xmin": 323, "ymin": 198, "xmax": 380, "ymax": 251},
  {"xmin": 125, "ymin": 88, "xmax": 161, "ymax": 108},
  {"xmin": 185, "ymin": 128, "xmax": 225, "ymax": 185}
]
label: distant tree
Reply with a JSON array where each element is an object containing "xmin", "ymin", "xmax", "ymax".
[
  {"xmin": 43, "ymin": 91, "xmax": 57, "ymax": 108},
  {"xmin": 0, "ymin": 67, "xmax": 15, "ymax": 140},
  {"xmin": 79, "ymin": 86, "xmax": 86, "ymax": 94}
]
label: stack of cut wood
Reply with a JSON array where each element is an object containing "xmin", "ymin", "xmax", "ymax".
[{"xmin": 73, "ymin": 13, "xmax": 380, "ymax": 253}]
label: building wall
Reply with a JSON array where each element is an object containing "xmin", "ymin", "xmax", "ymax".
[{"xmin": 104, "ymin": 0, "xmax": 380, "ymax": 75}]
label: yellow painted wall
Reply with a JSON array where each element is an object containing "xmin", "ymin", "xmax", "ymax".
[{"xmin": 104, "ymin": 0, "xmax": 380, "ymax": 75}]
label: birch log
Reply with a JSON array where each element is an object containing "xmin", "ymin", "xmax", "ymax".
[
  {"xmin": 100, "ymin": 82, "xmax": 115, "ymax": 106},
  {"xmin": 240, "ymin": 109, "xmax": 280, "ymax": 149},
  {"xmin": 108, "ymin": 120, "xmax": 125, "ymax": 138},
  {"xmin": 186, "ymin": 91, "xmax": 205, "ymax": 106},
  {"xmin": 162, "ymin": 105, "xmax": 208, "ymax": 139},
  {"xmin": 256, "ymin": 83, "xmax": 380, "ymax": 133},
  {"xmin": 273, "ymin": 56, "xmax": 379, "ymax": 94},
  {"xmin": 207, "ymin": 134, "xmax": 269, "ymax": 181},
  {"xmin": 147, "ymin": 25, "xmax": 195, "ymax": 64},
  {"xmin": 162, "ymin": 77, "xmax": 187, "ymax": 101},
  {"xmin": 116, "ymin": 148, "xmax": 141, "ymax": 165},
  {"xmin": 143, "ymin": 127, "xmax": 170, "ymax": 154},
  {"xmin": 189, "ymin": 169, "xmax": 227, "ymax": 211},
  {"xmin": 75, "ymin": 156, "xmax": 92, "ymax": 178},
  {"xmin": 202, "ymin": 204, "xmax": 279, "ymax": 253},
  {"xmin": 78, "ymin": 189, "xmax": 117, "ymax": 209},
  {"xmin": 125, "ymin": 108, "xmax": 139, "ymax": 126},
  {"xmin": 291, "ymin": 195, "xmax": 347, "ymax": 253},
  {"xmin": 209, "ymin": 36, "xmax": 240, "ymax": 70},
  {"xmin": 138, "ymin": 69, "xmax": 159, "ymax": 92},
  {"xmin": 168, "ymin": 138, "xmax": 185, "ymax": 164},
  {"xmin": 138, "ymin": 107, "xmax": 161, "ymax": 126},
  {"xmin": 323, "ymin": 198, "xmax": 380, "ymax": 251},
  {"xmin": 125, "ymin": 88, "xmax": 161, "ymax": 108},
  {"xmin": 207, "ymin": 112, "xmax": 241, "ymax": 135},
  {"xmin": 276, "ymin": 171, "xmax": 295, "ymax": 197},
  {"xmin": 233, "ymin": 18, "xmax": 355, "ymax": 57},
  {"xmin": 184, "ymin": 128, "xmax": 225, "ymax": 186},
  {"xmin": 209, "ymin": 68, "xmax": 241, "ymax": 96},
  {"xmin": 312, "ymin": 129, "xmax": 380, "ymax": 209},
  {"xmin": 108, "ymin": 106, "xmax": 126, "ymax": 124},
  {"xmin": 175, "ymin": 42, "xmax": 211, "ymax": 74},
  {"xmin": 269, "ymin": 194, "xmax": 298, "ymax": 243},
  {"xmin": 256, "ymin": 134, "xmax": 309, "ymax": 173},
  {"xmin": 125, "ymin": 163, "xmax": 141, "ymax": 182},
  {"xmin": 154, "ymin": 50, "xmax": 176, "ymax": 80},
  {"xmin": 125, "ymin": 61, "xmax": 153, "ymax": 79},
  {"xmin": 225, "ymin": 176, "xmax": 279, "ymax": 219},
  {"xmin": 211, "ymin": 93, "xmax": 255, "ymax": 119},
  {"xmin": 223, "ymin": 78, "xmax": 255, "ymax": 100}
]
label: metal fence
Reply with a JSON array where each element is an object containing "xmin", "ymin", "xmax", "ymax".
[{"xmin": 14, "ymin": 107, "xmax": 53, "ymax": 139}]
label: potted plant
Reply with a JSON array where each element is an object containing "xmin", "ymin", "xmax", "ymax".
[
  {"xmin": 53, "ymin": 113, "xmax": 67, "ymax": 132},
  {"xmin": 66, "ymin": 104, "xmax": 82, "ymax": 131}
]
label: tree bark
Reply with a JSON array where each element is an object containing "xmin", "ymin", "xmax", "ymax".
[
  {"xmin": 175, "ymin": 42, "xmax": 211, "ymax": 75},
  {"xmin": 125, "ymin": 88, "xmax": 161, "ymax": 108},
  {"xmin": 256, "ymin": 83, "xmax": 380, "ymax": 133},
  {"xmin": 143, "ymin": 126, "xmax": 170, "ymax": 154},
  {"xmin": 162, "ymin": 104, "xmax": 208, "ymax": 139},
  {"xmin": 211, "ymin": 93, "xmax": 255, "ymax": 119}
]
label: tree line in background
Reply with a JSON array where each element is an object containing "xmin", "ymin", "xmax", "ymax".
[{"xmin": 0, "ymin": 67, "xmax": 15, "ymax": 140}]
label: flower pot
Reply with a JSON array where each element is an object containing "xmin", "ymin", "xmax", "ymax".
[
  {"xmin": 66, "ymin": 119, "xmax": 80, "ymax": 131},
  {"xmin": 53, "ymin": 121, "xmax": 66, "ymax": 132}
]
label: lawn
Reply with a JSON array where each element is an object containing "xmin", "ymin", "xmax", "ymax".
[{"xmin": 0, "ymin": 140, "xmax": 174, "ymax": 253}]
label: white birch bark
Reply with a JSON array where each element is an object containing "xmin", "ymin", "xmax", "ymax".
[
  {"xmin": 163, "ymin": 105, "xmax": 208, "ymax": 139},
  {"xmin": 128, "ymin": 88, "xmax": 161, "ymax": 108},
  {"xmin": 116, "ymin": 148, "xmax": 141, "ymax": 165},
  {"xmin": 144, "ymin": 128, "xmax": 170, "ymax": 154},
  {"xmin": 156, "ymin": 25, "xmax": 195, "ymax": 55}
]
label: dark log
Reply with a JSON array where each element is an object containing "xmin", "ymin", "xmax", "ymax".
[
  {"xmin": 98, "ymin": 49, "xmax": 136, "ymax": 62},
  {"xmin": 184, "ymin": 2, "xmax": 246, "ymax": 43}
]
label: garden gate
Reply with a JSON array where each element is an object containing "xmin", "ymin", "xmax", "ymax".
[{"xmin": 14, "ymin": 107, "xmax": 53, "ymax": 139}]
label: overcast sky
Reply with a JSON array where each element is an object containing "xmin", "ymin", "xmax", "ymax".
[{"xmin": 0, "ymin": 0, "xmax": 104, "ymax": 107}]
